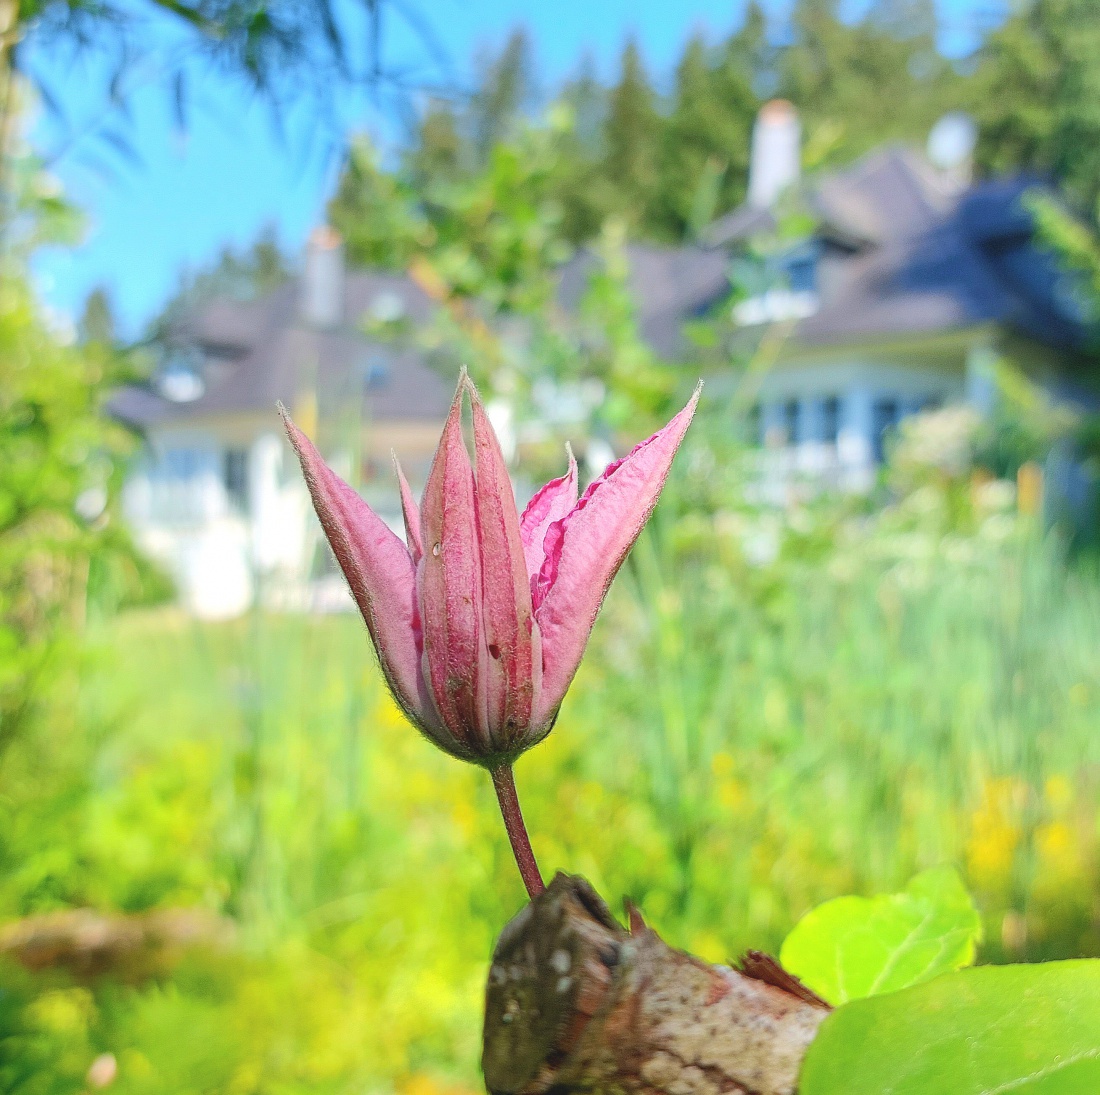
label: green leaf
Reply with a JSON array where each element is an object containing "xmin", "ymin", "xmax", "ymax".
[
  {"xmin": 779, "ymin": 867, "xmax": 981, "ymax": 1004},
  {"xmin": 799, "ymin": 960, "xmax": 1100, "ymax": 1095}
]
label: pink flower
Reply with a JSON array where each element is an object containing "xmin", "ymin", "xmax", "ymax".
[{"xmin": 282, "ymin": 373, "xmax": 698, "ymax": 895}]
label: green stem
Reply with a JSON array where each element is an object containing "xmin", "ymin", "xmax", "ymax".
[{"xmin": 490, "ymin": 764, "xmax": 545, "ymax": 898}]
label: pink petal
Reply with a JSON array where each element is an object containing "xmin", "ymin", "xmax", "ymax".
[
  {"xmin": 393, "ymin": 454, "xmax": 423, "ymax": 564},
  {"xmin": 519, "ymin": 446, "xmax": 578, "ymax": 584},
  {"xmin": 468, "ymin": 378, "xmax": 541, "ymax": 753},
  {"xmin": 532, "ymin": 384, "xmax": 701, "ymax": 728},
  {"xmin": 417, "ymin": 378, "xmax": 485, "ymax": 749},
  {"xmin": 280, "ymin": 407, "xmax": 426, "ymax": 724}
]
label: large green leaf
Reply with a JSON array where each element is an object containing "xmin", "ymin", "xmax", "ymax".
[
  {"xmin": 799, "ymin": 960, "xmax": 1100, "ymax": 1095},
  {"xmin": 779, "ymin": 867, "xmax": 981, "ymax": 1004}
]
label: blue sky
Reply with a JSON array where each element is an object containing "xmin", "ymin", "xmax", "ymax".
[{"xmin": 30, "ymin": 0, "xmax": 1004, "ymax": 338}]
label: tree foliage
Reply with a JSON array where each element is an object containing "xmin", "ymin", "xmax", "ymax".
[
  {"xmin": 0, "ymin": 168, "xmax": 142, "ymax": 769},
  {"xmin": 20, "ymin": 0, "xmax": 440, "ymax": 106},
  {"xmin": 601, "ymin": 39, "xmax": 663, "ymax": 234},
  {"xmin": 778, "ymin": 0, "xmax": 962, "ymax": 168},
  {"xmin": 328, "ymin": 0, "xmax": 1084, "ymax": 254},
  {"xmin": 972, "ymin": 0, "xmax": 1100, "ymax": 217},
  {"xmin": 149, "ymin": 223, "xmax": 291, "ymax": 343},
  {"xmin": 12, "ymin": 0, "xmax": 449, "ymax": 200}
]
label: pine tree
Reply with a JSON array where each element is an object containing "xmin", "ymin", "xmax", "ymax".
[
  {"xmin": 562, "ymin": 53, "xmax": 606, "ymax": 155},
  {"xmin": 655, "ymin": 27, "xmax": 761, "ymax": 239},
  {"xmin": 780, "ymin": 0, "xmax": 846, "ymax": 109},
  {"xmin": 79, "ymin": 287, "xmax": 116, "ymax": 346},
  {"xmin": 471, "ymin": 28, "xmax": 536, "ymax": 163},
  {"xmin": 602, "ymin": 39, "xmax": 663, "ymax": 233},
  {"xmin": 658, "ymin": 31, "xmax": 759, "ymax": 239},
  {"xmin": 723, "ymin": 1, "xmax": 772, "ymax": 95},
  {"xmin": 553, "ymin": 55, "xmax": 614, "ymax": 243},
  {"xmin": 406, "ymin": 98, "xmax": 465, "ymax": 188},
  {"xmin": 973, "ymin": 0, "xmax": 1100, "ymax": 216}
]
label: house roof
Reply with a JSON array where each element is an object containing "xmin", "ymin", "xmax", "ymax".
[
  {"xmin": 113, "ymin": 271, "xmax": 453, "ymax": 430},
  {"xmin": 706, "ymin": 146, "xmax": 1089, "ymax": 354},
  {"xmin": 557, "ymin": 243, "xmax": 731, "ymax": 359},
  {"xmin": 115, "ymin": 146, "xmax": 1089, "ymax": 436}
]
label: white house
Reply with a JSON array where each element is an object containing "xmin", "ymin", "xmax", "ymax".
[
  {"xmin": 707, "ymin": 103, "xmax": 1093, "ymax": 490},
  {"xmin": 559, "ymin": 104, "xmax": 1092, "ymax": 494},
  {"xmin": 114, "ymin": 107, "xmax": 1094, "ymax": 618},
  {"xmin": 113, "ymin": 229, "xmax": 453, "ymax": 618}
]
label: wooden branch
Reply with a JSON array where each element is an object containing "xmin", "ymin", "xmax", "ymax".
[
  {"xmin": 0, "ymin": 908, "xmax": 232, "ymax": 980},
  {"xmin": 483, "ymin": 874, "xmax": 829, "ymax": 1095}
]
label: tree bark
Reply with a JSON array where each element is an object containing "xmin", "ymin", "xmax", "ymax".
[{"xmin": 483, "ymin": 873, "xmax": 829, "ymax": 1095}]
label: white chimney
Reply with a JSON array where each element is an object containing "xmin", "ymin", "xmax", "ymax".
[
  {"xmin": 927, "ymin": 111, "xmax": 977, "ymax": 192},
  {"xmin": 301, "ymin": 226, "xmax": 345, "ymax": 328},
  {"xmin": 748, "ymin": 100, "xmax": 801, "ymax": 209}
]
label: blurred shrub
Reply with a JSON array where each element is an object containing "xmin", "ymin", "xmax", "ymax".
[
  {"xmin": 971, "ymin": 358, "xmax": 1079, "ymax": 482},
  {"xmin": 0, "ymin": 272, "xmax": 112, "ymax": 752},
  {"xmin": 0, "ymin": 167, "xmax": 176, "ymax": 1089}
]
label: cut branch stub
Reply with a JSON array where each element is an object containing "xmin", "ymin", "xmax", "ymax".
[{"xmin": 483, "ymin": 873, "xmax": 830, "ymax": 1095}]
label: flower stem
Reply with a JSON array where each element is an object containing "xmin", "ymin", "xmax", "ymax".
[{"xmin": 490, "ymin": 764, "xmax": 545, "ymax": 898}]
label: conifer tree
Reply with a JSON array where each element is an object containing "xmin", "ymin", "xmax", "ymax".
[
  {"xmin": 406, "ymin": 98, "xmax": 466, "ymax": 188},
  {"xmin": 659, "ymin": 31, "xmax": 758, "ymax": 239},
  {"xmin": 779, "ymin": 0, "xmax": 959, "ymax": 167},
  {"xmin": 602, "ymin": 39, "xmax": 663, "ymax": 233},
  {"xmin": 553, "ymin": 55, "xmax": 614, "ymax": 243},
  {"xmin": 972, "ymin": 0, "xmax": 1100, "ymax": 215},
  {"xmin": 722, "ymin": 1, "xmax": 772, "ymax": 95},
  {"xmin": 79, "ymin": 287, "xmax": 117, "ymax": 347},
  {"xmin": 471, "ymin": 29, "xmax": 537, "ymax": 164}
]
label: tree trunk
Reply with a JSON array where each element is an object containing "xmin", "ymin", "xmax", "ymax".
[{"xmin": 482, "ymin": 873, "xmax": 829, "ymax": 1095}]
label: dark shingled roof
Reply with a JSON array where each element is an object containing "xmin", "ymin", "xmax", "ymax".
[
  {"xmin": 114, "ymin": 271, "xmax": 452, "ymax": 428},
  {"xmin": 558, "ymin": 244, "xmax": 731, "ymax": 359},
  {"xmin": 702, "ymin": 204, "xmax": 775, "ymax": 248},
  {"xmin": 709, "ymin": 146, "xmax": 1089, "ymax": 353}
]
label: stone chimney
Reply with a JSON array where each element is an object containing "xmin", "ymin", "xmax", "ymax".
[
  {"xmin": 748, "ymin": 100, "xmax": 801, "ymax": 209},
  {"xmin": 301, "ymin": 225, "xmax": 345, "ymax": 328}
]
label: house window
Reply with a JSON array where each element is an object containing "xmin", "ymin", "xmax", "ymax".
[
  {"xmin": 224, "ymin": 449, "xmax": 249, "ymax": 512},
  {"xmin": 163, "ymin": 447, "xmax": 199, "ymax": 479},
  {"xmin": 872, "ymin": 399, "xmax": 900, "ymax": 463},
  {"xmin": 784, "ymin": 399, "xmax": 800, "ymax": 445},
  {"xmin": 787, "ymin": 255, "xmax": 817, "ymax": 294},
  {"xmin": 822, "ymin": 395, "xmax": 841, "ymax": 446},
  {"xmin": 363, "ymin": 358, "xmax": 390, "ymax": 390}
]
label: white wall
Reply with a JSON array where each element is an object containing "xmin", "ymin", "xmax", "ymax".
[
  {"xmin": 751, "ymin": 357, "xmax": 967, "ymax": 493},
  {"xmin": 124, "ymin": 424, "xmax": 317, "ymax": 619}
]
